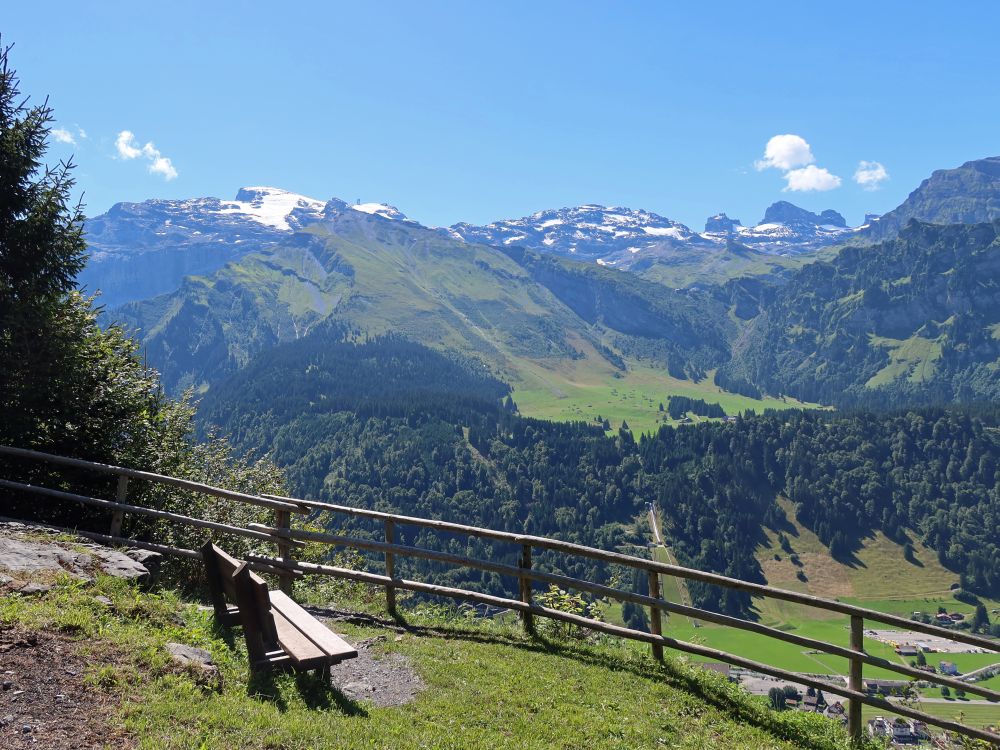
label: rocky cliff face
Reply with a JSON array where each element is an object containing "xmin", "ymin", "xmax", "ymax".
[
  {"xmin": 80, "ymin": 188, "xmax": 327, "ymax": 308},
  {"xmin": 861, "ymin": 156, "xmax": 1000, "ymax": 241},
  {"xmin": 761, "ymin": 201, "xmax": 846, "ymax": 228}
]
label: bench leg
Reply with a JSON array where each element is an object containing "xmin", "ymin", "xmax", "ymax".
[{"xmin": 319, "ymin": 664, "xmax": 331, "ymax": 683}]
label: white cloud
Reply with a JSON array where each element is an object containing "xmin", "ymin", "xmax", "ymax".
[
  {"xmin": 854, "ymin": 160, "xmax": 889, "ymax": 191},
  {"xmin": 114, "ymin": 129, "xmax": 178, "ymax": 180},
  {"xmin": 52, "ymin": 127, "xmax": 76, "ymax": 145},
  {"xmin": 755, "ymin": 134, "xmax": 815, "ymax": 171},
  {"xmin": 783, "ymin": 165, "xmax": 842, "ymax": 192},
  {"xmin": 76, "ymin": 127, "xmax": 88, "ymax": 140},
  {"xmin": 755, "ymin": 134, "xmax": 842, "ymax": 192}
]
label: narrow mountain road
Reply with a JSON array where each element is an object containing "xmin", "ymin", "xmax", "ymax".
[{"xmin": 647, "ymin": 503, "xmax": 664, "ymax": 545}]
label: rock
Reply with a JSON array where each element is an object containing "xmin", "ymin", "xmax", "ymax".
[
  {"xmin": 165, "ymin": 642, "xmax": 214, "ymax": 668},
  {"xmin": 93, "ymin": 595, "xmax": 113, "ymax": 607},
  {"xmin": 125, "ymin": 548, "xmax": 163, "ymax": 578},
  {"xmin": 95, "ymin": 551, "xmax": 149, "ymax": 582},
  {"xmin": 0, "ymin": 533, "xmax": 151, "ymax": 583},
  {"xmin": 17, "ymin": 583, "xmax": 51, "ymax": 596},
  {"xmin": 704, "ymin": 213, "xmax": 742, "ymax": 234},
  {"xmin": 0, "ymin": 714, "xmax": 12, "ymax": 727}
]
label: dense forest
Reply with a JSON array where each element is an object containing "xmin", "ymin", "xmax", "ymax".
[
  {"xmin": 200, "ymin": 328, "xmax": 1000, "ymax": 615},
  {"xmin": 666, "ymin": 396, "xmax": 727, "ymax": 419}
]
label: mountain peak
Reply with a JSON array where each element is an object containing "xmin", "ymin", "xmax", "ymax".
[
  {"xmin": 861, "ymin": 155, "xmax": 1000, "ymax": 241},
  {"xmin": 705, "ymin": 213, "xmax": 743, "ymax": 233},
  {"xmin": 761, "ymin": 201, "xmax": 847, "ymax": 228}
]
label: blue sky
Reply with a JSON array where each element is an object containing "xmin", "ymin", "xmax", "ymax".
[{"xmin": 6, "ymin": 1, "xmax": 1000, "ymax": 229}]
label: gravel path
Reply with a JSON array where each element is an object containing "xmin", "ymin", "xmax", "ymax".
[{"xmin": 327, "ymin": 635, "xmax": 424, "ymax": 707}]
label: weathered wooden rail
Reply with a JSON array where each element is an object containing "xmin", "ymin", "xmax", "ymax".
[{"xmin": 1, "ymin": 445, "xmax": 997, "ymax": 746}]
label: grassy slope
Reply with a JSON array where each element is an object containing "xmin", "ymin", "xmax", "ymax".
[
  {"xmin": 634, "ymin": 248, "xmax": 807, "ymax": 289},
  {"xmin": 513, "ymin": 363, "xmax": 814, "ymax": 436},
  {"xmin": 0, "ymin": 576, "xmax": 872, "ymax": 750}
]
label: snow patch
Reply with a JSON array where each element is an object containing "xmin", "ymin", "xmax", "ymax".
[
  {"xmin": 351, "ymin": 202, "xmax": 405, "ymax": 221},
  {"xmin": 217, "ymin": 187, "xmax": 324, "ymax": 231},
  {"xmin": 642, "ymin": 226, "xmax": 686, "ymax": 238}
]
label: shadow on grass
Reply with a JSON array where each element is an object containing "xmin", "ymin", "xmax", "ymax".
[
  {"xmin": 310, "ymin": 608, "xmax": 856, "ymax": 750},
  {"xmin": 247, "ymin": 667, "xmax": 369, "ymax": 717},
  {"xmin": 302, "ymin": 603, "xmax": 854, "ymax": 749}
]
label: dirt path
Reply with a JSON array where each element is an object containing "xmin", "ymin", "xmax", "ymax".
[{"xmin": 0, "ymin": 626, "xmax": 133, "ymax": 749}]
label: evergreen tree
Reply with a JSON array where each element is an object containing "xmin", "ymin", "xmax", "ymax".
[{"xmin": 971, "ymin": 603, "xmax": 990, "ymax": 632}]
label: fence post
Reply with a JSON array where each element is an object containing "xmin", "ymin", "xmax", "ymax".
[
  {"xmin": 519, "ymin": 544, "xmax": 534, "ymax": 633},
  {"xmin": 108, "ymin": 475, "xmax": 128, "ymax": 537},
  {"xmin": 647, "ymin": 569, "xmax": 664, "ymax": 662},
  {"xmin": 384, "ymin": 518, "xmax": 397, "ymax": 615},
  {"xmin": 274, "ymin": 509, "xmax": 294, "ymax": 595},
  {"xmin": 849, "ymin": 615, "xmax": 864, "ymax": 744}
]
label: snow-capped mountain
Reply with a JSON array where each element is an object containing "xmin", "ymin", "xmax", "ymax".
[
  {"xmin": 81, "ymin": 187, "xmax": 408, "ymax": 307},
  {"xmin": 449, "ymin": 205, "xmax": 714, "ymax": 268},
  {"xmin": 80, "ymin": 183, "xmax": 857, "ymax": 310},
  {"xmin": 702, "ymin": 201, "xmax": 854, "ymax": 253},
  {"xmin": 449, "ymin": 201, "xmax": 859, "ymax": 267}
]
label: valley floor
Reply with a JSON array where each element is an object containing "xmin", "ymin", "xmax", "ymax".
[{"xmin": 513, "ymin": 361, "xmax": 814, "ymax": 436}]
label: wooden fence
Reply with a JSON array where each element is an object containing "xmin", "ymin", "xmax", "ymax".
[{"xmin": 1, "ymin": 444, "xmax": 998, "ymax": 746}]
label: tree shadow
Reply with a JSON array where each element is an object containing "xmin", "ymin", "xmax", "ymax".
[{"xmin": 314, "ymin": 618, "xmax": 845, "ymax": 750}]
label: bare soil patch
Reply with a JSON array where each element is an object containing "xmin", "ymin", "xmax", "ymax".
[
  {"xmin": 327, "ymin": 635, "xmax": 424, "ymax": 708},
  {"xmin": 0, "ymin": 626, "xmax": 133, "ymax": 749}
]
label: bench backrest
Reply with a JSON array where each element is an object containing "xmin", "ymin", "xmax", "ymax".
[
  {"xmin": 231, "ymin": 561, "xmax": 280, "ymax": 666},
  {"xmin": 201, "ymin": 540, "xmax": 282, "ymax": 667},
  {"xmin": 201, "ymin": 540, "xmax": 245, "ymax": 625}
]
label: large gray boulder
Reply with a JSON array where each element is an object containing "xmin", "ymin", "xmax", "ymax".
[{"xmin": 0, "ymin": 523, "xmax": 152, "ymax": 588}]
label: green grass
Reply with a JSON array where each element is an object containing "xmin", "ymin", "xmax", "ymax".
[
  {"xmin": 865, "ymin": 334, "xmax": 943, "ymax": 388},
  {"xmin": 0, "ymin": 576, "xmax": 875, "ymax": 750},
  {"xmin": 634, "ymin": 248, "xmax": 808, "ymax": 288},
  {"xmin": 513, "ymin": 363, "xmax": 814, "ymax": 436},
  {"xmin": 861, "ymin": 701, "xmax": 1000, "ymax": 731}
]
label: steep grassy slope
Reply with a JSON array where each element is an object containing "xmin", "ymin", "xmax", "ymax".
[
  {"xmin": 0, "ymin": 575, "xmax": 872, "ymax": 750},
  {"xmin": 116, "ymin": 211, "xmax": 734, "ymax": 398},
  {"xmin": 631, "ymin": 241, "xmax": 810, "ymax": 288}
]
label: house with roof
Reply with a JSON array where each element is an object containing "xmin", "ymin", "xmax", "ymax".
[{"xmin": 939, "ymin": 661, "xmax": 960, "ymax": 676}]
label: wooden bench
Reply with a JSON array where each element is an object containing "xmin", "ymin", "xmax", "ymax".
[{"xmin": 201, "ymin": 541, "xmax": 357, "ymax": 674}]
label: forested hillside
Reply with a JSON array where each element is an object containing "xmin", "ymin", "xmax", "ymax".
[
  {"xmin": 720, "ymin": 221, "xmax": 1000, "ymax": 406},
  {"xmin": 198, "ymin": 326, "xmax": 1000, "ymax": 614}
]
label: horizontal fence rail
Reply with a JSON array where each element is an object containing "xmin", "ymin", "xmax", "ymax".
[{"xmin": 1, "ymin": 445, "xmax": 997, "ymax": 746}]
